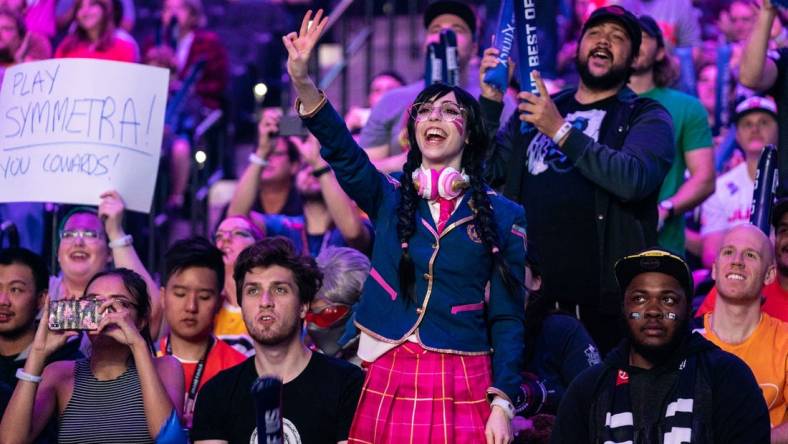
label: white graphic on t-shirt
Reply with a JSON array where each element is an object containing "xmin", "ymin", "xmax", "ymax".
[
  {"xmin": 526, "ymin": 108, "xmax": 607, "ymax": 175},
  {"xmin": 249, "ymin": 418, "xmax": 302, "ymax": 444},
  {"xmin": 584, "ymin": 344, "xmax": 601, "ymax": 366}
]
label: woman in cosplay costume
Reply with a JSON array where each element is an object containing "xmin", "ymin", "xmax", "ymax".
[{"xmin": 283, "ymin": 10, "xmax": 527, "ymax": 444}]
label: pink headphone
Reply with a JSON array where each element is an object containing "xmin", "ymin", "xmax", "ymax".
[{"xmin": 411, "ymin": 167, "xmax": 469, "ymax": 200}]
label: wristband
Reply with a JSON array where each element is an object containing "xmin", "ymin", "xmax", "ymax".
[
  {"xmin": 248, "ymin": 152, "xmax": 268, "ymax": 167},
  {"xmin": 491, "ymin": 397, "xmax": 515, "ymax": 420},
  {"xmin": 16, "ymin": 368, "xmax": 42, "ymax": 383},
  {"xmin": 294, "ymin": 90, "xmax": 328, "ymax": 119},
  {"xmin": 108, "ymin": 234, "xmax": 133, "ymax": 249},
  {"xmin": 552, "ymin": 121, "xmax": 572, "ymax": 144},
  {"xmin": 311, "ymin": 165, "xmax": 331, "ymax": 178}
]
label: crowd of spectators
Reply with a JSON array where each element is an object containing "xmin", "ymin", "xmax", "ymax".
[{"xmin": 0, "ymin": 0, "xmax": 787, "ymax": 442}]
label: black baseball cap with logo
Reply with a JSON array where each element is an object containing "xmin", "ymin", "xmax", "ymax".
[
  {"xmin": 581, "ymin": 5, "xmax": 642, "ymax": 58},
  {"xmin": 615, "ymin": 248, "xmax": 694, "ymax": 299}
]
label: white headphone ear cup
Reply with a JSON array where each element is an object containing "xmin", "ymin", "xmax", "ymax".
[
  {"xmin": 437, "ymin": 167, "xmax": 468, "ymax": 200},
  {"xmin": 412, "ymin": 168, "xmax": 432, "ymax": 199}
]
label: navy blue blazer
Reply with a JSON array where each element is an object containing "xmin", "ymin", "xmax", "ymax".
[{"xmin": 302, "ymin": 100, "xmax": 527, "ymax": 404}]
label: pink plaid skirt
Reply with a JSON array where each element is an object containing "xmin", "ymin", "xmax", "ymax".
[{"xmin": 348, "ymin": 342, "xmax": 492, "ymax": 444}]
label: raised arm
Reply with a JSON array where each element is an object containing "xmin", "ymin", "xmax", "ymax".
[
  {"xmin": 740, "ymin": 0, "xmax": 779, "ymax": 91},
  {"xmin": 99, "ymin": 190, "xmax": 163, "ymax": 340},
  {"xmin": 290, "ymin": 135, "xmax": 372, "ymax": 253},
  {"xmin": 227, "ymin": 108, "xmax": 281, "ymax": 217},
  {"xmin": 283, "ymin": 10, "xmax": 393, "ymax": 218}
]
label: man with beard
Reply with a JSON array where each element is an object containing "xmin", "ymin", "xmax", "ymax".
[
  {"xmin": 228, "ymin": 117, "xmax": 372, "ymax": 258},
  {"xmin": 191, "ymin": 237, "xmax": 364, "ymax": 444},
  {"xmin": 698, "ymin": 224, "xmax": 788, "ymax": 441},
  {"xmin": 551, "ymin": 248, "xmax": 770, "ymax": 443},
  {"xmin": 480, "ymin": 5, "xmax": 675, "ymax": 353},
  {"xmin": 628, "ymin": 15, "xmax": 715, "ymax": 257}
]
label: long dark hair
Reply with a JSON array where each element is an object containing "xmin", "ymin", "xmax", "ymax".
[
  {"xmin": 84, "ymin": 268, "xmax": 154, "ymax": 350},
  {"xmin": 397, "ymin": 83, "xmax": 519, "ymax": 302},
  {"xmin": 58, "ymin": 0, "xmax": 116, "ymax": 54}
]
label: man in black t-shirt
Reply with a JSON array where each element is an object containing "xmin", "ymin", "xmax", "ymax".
[
  {"xmin": 480, "ymin": 6, "xmax": 674, "ymax": 354},
  {"xmin": 191, "ymin": 238, "xmax": 363, "ymax": 444},
  {"xmin": 740, "ymin": 0, "xmax": 788, "ymax": 197}
]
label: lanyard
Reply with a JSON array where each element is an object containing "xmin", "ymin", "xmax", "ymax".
[{"xmin": 166, "ymin": 335, "xmax": 214, "ymax": 400}]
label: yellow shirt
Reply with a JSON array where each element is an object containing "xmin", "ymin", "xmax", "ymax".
[
  {"xmin": 703, "ymin": 312, "xmax": 788, "ymax": 427},
  {"xmin": 213, "ymin": 302, "xmax": 254, "ymax": 356}
]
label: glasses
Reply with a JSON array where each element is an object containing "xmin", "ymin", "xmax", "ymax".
[
  {"xmin": 305, "ymin": 303, "xmax": 351, "ymax": 328},
  {"xmin": 213, "ymin": 229, "xmax": 254, "ymax": 243},
  {"xmin": 409, "ymin": 101, "xmax": 466, "ymax": 122},
  {"xmin": 60, "ymin": 229, "xmax": 103, "ymax": 242}
]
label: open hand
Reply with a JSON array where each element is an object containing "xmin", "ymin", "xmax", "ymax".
[
  {"xmin": 517, "ymin": 71, "xmax": 564, "ymax": 141},
  {"xmin": 282, "ymin": 9, "xmax": 329, "ymax": 84}
]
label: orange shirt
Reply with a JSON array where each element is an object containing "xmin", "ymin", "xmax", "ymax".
[
  {"xmin": 157, "ymin": 336, "xmax": 246, "ymax": 393},
  {"xmin": 696, "ymin": 280, "xmax": 788, "ymax": 322},
  {"xmin": 702, "ymin": 313, "xmax": 788, "ymax": 427},
  {"xmin": 213, "ymin": 302, "xmax": 255, "ymax": 356}
]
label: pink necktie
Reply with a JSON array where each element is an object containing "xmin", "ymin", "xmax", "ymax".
[{"xmin": 437, "ymin": 197, "xmax": 456, "ymax": 233}]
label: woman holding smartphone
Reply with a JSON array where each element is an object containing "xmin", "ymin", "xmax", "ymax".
[
  {"xmin": 283, "ymin": 11, "xmax": 527, "ymax": 444},
  {"xmin": 0, "ymin": 268, "xmax": 183, "ymax": 444}
]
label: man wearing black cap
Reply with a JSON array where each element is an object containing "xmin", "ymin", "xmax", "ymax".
[
  {"xmin": 551, "ymin": 248, "xmax": 770, "ymax": 443},
  {"xmin": 480, "ymin": 5, "xmax": 675, "ymax": 354},
  {"xmin": 359, "ymin": 0, "xmax": 516, "ymax": 172},
  {"xmin": 629, "ymin": 15, "xmax": 715, "ymax": 258}
]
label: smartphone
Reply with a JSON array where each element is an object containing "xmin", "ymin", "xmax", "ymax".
[
  {"xmin": 48, "ymin": 299, "xmax": 102, "ymax": 330},
  {"xmin": 277, "ymin": 115, "xmax": 309, "ymax": 137}
]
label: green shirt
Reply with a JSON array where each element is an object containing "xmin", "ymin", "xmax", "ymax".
[{"xmin": 641, "ymin": 87, "xmax": 712, "ymax": 255}]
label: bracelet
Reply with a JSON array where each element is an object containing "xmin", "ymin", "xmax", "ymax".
[
  {"xmin": 490, "ymin": 397, "xmax": 515, "ymax": 420},
  {"xmin": 108, "ymin": 234, "xmax": 133, "ymax": 249},
  {"xmin": 552, "ymin": 121, "xmax": 572, "ymax": 144},
  {"xmin": 16, "ymin": 368, "xmax": 42, "ymax": 383},
  {"xmin": 248, "ymin": 152, "xmax": 268, "ymax": 167},
  {"xmin": 294, "ymin": 90, "xmax": 328, "ymax": 119},
  {"xmin": 311, "ymin": 165, "xmax": 331, "ymax": 178}
]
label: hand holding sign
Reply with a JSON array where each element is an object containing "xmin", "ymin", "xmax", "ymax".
[
  {"xmin": 517, "ymin": 71, "xmax": 564, "ymax": 141},
  {"xmin": 98, "ymin": 190, "xmax": 126, "ymax": 240},
  {"xmin": 480, "ymin": 47, "xmax": 515, "ymax": 103}
]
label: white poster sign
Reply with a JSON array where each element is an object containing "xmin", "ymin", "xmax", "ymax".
[{"xmin": 0, "ymin": 59, "xmax": 169, "ymax": 213}]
